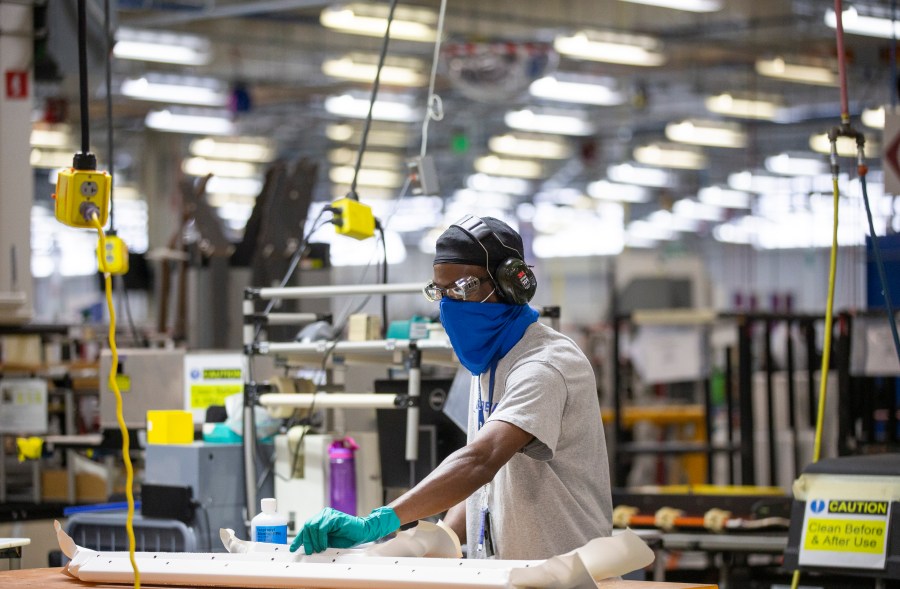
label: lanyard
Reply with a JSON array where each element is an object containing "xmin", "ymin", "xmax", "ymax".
[
  {"xmin": 476, "ymin": 364, "xmax": 497, "ymax": 431},
  {"xmin": 475, "ymin": 364, "xmax": 497, "ymax": 557}
]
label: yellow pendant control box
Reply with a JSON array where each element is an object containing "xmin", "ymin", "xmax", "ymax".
[
  {"xmin": 53, "ymin": 168, "xmax": 111, "ymax": 228},
  {"xmin": 331, "ymin": 197, "xmax": 376, "ymax": 240},
  {"xmin": 97, "ymin": 235, "xmax": 129, "ymax": 275}
]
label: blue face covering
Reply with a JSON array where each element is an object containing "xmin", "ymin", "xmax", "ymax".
[{"xmin": 439, "ymin": 298, "xmax": 539, "ymax": 375}]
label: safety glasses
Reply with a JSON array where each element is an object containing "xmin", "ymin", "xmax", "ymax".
[{"xmin": 422, "ymin": 276, "xmax": 491, "ymax": 302}]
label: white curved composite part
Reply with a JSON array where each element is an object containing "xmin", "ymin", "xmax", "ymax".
[{"xmin": 55, "ymin": 522, "xmax": 653, "ymax": 589}]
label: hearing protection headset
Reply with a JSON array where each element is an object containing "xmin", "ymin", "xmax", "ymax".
[{"xmin": 452, "ymin": 215, "xmax": 537, "ymax": 305}]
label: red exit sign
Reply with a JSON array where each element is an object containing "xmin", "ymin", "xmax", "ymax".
[{"xmin": 5, "ymin": 70, "xmax": 28, "ymax": 99}]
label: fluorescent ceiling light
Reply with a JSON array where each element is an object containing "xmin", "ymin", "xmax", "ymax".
[
  {"xmin": 665, "ymin": 119, "xmax": 747, "ymax": 148},
  {"xmin": 587, "ymin": 180, "xmax": 651, "ymax": 203},
  {"xmin": 698, "ymin": 186, "xmax": 751, "ymax": 209},
  {"xmin": 466, "ymin": 173, "xmax": 532, "ymax": 196},
  {"xmin": 114, "ymin": 28, "xmax": 210, "ymax": 65},
  {"xmin": 331, "ymin": 184, "xmax": 398, "ymax": 200},
  {"xmin": 673, "ymin": 198, "xmax": 724, "ymax": 222},
  {"xmin": 826, "ymin": 6, "xmax": 900, "ymax": 39},
  {"xmin": 30, "ymin": 148, "xmax": 75, "ymax": 169},
  {"xmin": 755, "ymin": 56, "xmax": 838, "ymax": 86},
  {"xmin": 554, "ymin": 30, "xmax": 666, "ymax": 67},
  {"xmin": 474, "ymin": 155, "xmax": 544, "ymax": 179},
  {"xmin": 145, "ymin": 109, "xmax": 235, "ymax": 135},
  {"xmin": 633, "ymin": 142, "xmax": 708, "ymax": 170},
  {"xmin": 322, "ymin": 54, "xmax": 426, "ymax": 86},
  {"xmin": 329, "ymin": 165, "xmax": 404, "ymax": 188},
  {"xmin": 809, "ymin": 133, "xmax": 878, "ymax": 157},
  {"xmin": 207, "ymin": 193, "xmax": 257, "ymax": 208},
  {"xmin": 618, "ymin": 0, "xmax": 721, "ymax": 11},
  {"xmin": 30, "ymin": 124, "xmax": 73, "ymax": 148},
  {"xmin": 182, "ymin": 157, "xmax": 259, "ymax": 179},
  {"xmin": 648, "ymin": 209, "xmax": 700, "ymax": 232},
  {"xmin": 727, "ymin": 170, "xmax": 792, "ymax": 194},
  {"xmin": 121, "ymin": 75, "xmax": 227, "ymax": 106},
  {"xmin": 328, "ymin": 147, "xmax": 403, "ymax": 169},
  {"xmin": 205, "ymin": 176, "xmax": 263, "ymax": 197},
  {"xmin": 606, "ymin": 163, "xmax": 674, "ymax": 188},
  {"xmin": 320, "ymin": 3, "xmax": 437, "ymax": 42},
  {"xmin": 528, "ymin": 74, "xmax": 625, "ymax": 106},
  {"xmin": 705, "ymin": 92, "xmax": 782, "ymax": 120},
  {"xmin": 764, "ymin": 152, "xmax": 828, "ymax": 176},
  {"xmin": 504, "ymin": 109, "xmax": 595, "ymax": 136},
  {"xmin": 862, "ymin": 106, "xmax": 886, "ymax": 129},
  {"xmin": 488, "ymin": 133, "xmax": 572, "ymax": 160},
  {"xmin": 326, "ymin": 123, "xmax": 409, "ymax": 147},
  {"xmin": 325, "ymin": 94, "xmax": 419, "ymax": 123},
  {"xmin": 628, "ymin": 220, "xmax": 675, "ymax": 241},
  {"xmin": 189, "ymin": 137, "xmax": 275, "ymax": 162}
]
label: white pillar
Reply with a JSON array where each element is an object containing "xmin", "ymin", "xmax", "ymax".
[{"xmin": 0, "ymin": 3, "xmax": 34, "ymax": 322}]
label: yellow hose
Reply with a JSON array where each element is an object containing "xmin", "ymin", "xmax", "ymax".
[
  {"xmin": 91, "ymin": 215, "xmax": 140, "ymax": 589},
  {"xmin": 790, "ymin": 176, "xmax": 840, "ymax": 589}
]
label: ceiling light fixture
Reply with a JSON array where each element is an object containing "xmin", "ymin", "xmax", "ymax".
[
  {"xmin": 488, "ymin": 133, "xmax": 572, "ymax": 160},
  {"xmin": 618, "ymin": 0, "xmax": 722, "ymax": 12},
  {"xmin": 30, "ymin": 148, "xmax": 76, "ymax": 169},
  {"xmin": 755, "ymin": 56, "xmax": 838, "ymax": 86},
  {"xmin": 528, "ymin": 74, "xmax": 626, "ymax": 106},
  {"xmin": 114, "ymin": 28, "xmax": 211, "ymax": 65},
  {"xmin": 586, "ymin": 179, "xmax": 651, "ymax": 203},
  {"xmin": 121, "ymin": 75, "xmax": 227, "ymax": 106},
  {"xmin": 465, "ymin": 173, "xmax": 532, "ymax": 196},
  {"xmin": 326, "ymin": 123, "xmax": 409, "ymax": 148},
  {"xmin": 764, "ymin": 152, "xmax": 828, "ymax": 176},
  {"xmin": 329, "ymin": 165, "xmax": 404, "ymax": 188},
  {"xmin": 320, "ymin": 3, "xmax": 437, "ymax": 42},
  {"xmin": 862, "ymin": 106, "xmax": 887, "ymax": 129},
  {"xmin": 628, "ymin": 220, "xmax": 676, "ymax": 241},
  {"xmin": 606, "ymin": 163, "xmax": 674, "ymax": 188},
  {"xmin": 665, "ymin": 119, "xmax": 747, "ymax": 148},
  {"xmin": 145, "ymin": 109, "xmax": 235, "ymax": 135},
  {"xmin": 504, "ymin": 109, "xmax": 595, "ymax": 136},
  {"xmin": 474, "ymin": 155, "xmax": 544, "ymax": 179},
  {"xmin": 826, "ymin": 6, "xmax": 900, "ymax": 39},
  {"xmin": 672, "ymin": 198, "xmax": 724, "ymax": 222},
  {"xmin": 697, "ymin": 186, "xmax": 751, "ymax": 209},
  {"xmin": 322, "ymin": 54, "xmax": 426, "ymax": 86},
  {"xmin": 205, "ymin": 176, "xmax": 264, "ymax": 197},
  {"xmin": 809, "ymin": 132, "xmax": 878, "ymax": 157},
  {"xmin": 633, "ymin": 142, "xmax": 708, "ymax": 170},
  {"xmin": 189, "ymin": 137, "xmax": 275, "ymax": 162},
  {"xmin": 705, "ymin": 92, "xmax": 782, "ymax": 120},
  {"xmin": 325, "ymin": 94, "xmax": 420, "ymax": 123},
  {"xmin": 554, "ymin": 30, "xmax": 666, "ymax": 67},
  {"xmin": 182, "ymin": 157, "xmax": 259, "ymax": 179},
  {"xmin": 30, "ymin": 124, "xmax": 73, "ymax": 149},
  {"xmin": 328, "ymin": 147, "xmax": 403, "ymax": 169}
]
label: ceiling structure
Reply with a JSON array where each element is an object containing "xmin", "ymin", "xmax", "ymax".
[{"xmin": 33, "ymin": 0, "xmax": 899, "ymax": 257}]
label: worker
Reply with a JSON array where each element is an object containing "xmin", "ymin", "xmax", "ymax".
[{"xmin": 290, "ymin": 215, "xmax": 612, "ymax": 559}]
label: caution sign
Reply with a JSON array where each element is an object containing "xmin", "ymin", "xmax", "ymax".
[
  {"xmin": 183, "ymin": 353, "xmax": 246, "ymax": 422},
  {"xmin": 799, "ymin": 498, "xmax": 891, "ymax": 569}
]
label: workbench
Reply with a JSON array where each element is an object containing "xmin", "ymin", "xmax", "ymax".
[{"xmin": 0, "ymin": 568, "xmax": 717, "ymax": 588}]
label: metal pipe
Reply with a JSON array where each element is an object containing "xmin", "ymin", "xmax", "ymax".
[
  {"xmin": 242, "ymin": 298, "xmax": 256, "ymax": 533},
  {"xmin": 126, "ymin": 0, "xmax": 332, "ymax": 27},
  {"xmin": 785, "ymin": 318, "xmax": 799, "ymax": 479},
  {"xmin": 263, "ymin": 313, "xmax": 320, "ymax": 326},
  {"xmin": 259, "ymin": 393, "xmax": 399, "ymax": 410},
  {"xmin": 738, "ymin": 317, "xmax": 755, "ymax": 485},
  {"xmin": 255, "ymin": 282, "xmax": 422, "ymax": 300},
  {"xmin": 764, "ymin": 319, "xmax": 777, "ymax": 486},
  {"xmin": 264, "ymin": 339, "xmax": 453, "ymax": 355}
]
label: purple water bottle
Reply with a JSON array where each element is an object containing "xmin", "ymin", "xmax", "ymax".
[{"xmin": 328, "ymin": 437, "xmax": 359, "ymax": 515}]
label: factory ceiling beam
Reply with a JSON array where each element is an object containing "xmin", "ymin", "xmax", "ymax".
[{"xmin": 123, "ymin": 0, "xmax": 336, "ymax": 28}]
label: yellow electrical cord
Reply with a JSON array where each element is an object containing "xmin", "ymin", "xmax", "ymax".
[
  {"xmin": 789, "ymin": 176, "xmax": 841, "ymax": 589},
  {"xmin": 91, "ymin": 214, "xmax": 141, "ymax": 589}
]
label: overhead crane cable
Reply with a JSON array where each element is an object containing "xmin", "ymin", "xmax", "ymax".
[
  {"xmin": 348, "ymin": 0, "xmax": 400, "ymax": 201},
  {"xmin": 419, "ymin": 0, "xmax": 448, "ymax": 158}
]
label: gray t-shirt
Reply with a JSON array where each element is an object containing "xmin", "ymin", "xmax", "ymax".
[{"xmin": 464, "ymin": 321, "xmax": 613, "ymax": 560}]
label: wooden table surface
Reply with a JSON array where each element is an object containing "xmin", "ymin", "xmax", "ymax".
[{"xmin": 0, "ymin": 568, "xmax": 716, "ymax": 589}]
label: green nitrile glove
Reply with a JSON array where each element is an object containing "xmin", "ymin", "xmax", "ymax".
[{"xmin": 289, "ymin": 506, "xmax": 401, "ymax": 555}]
